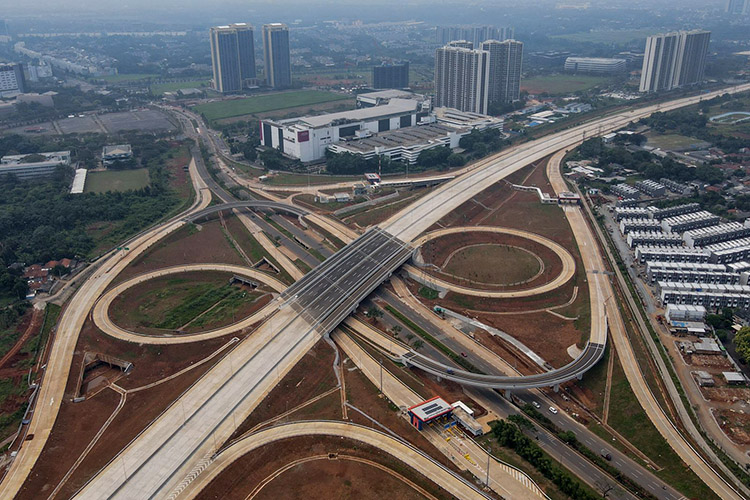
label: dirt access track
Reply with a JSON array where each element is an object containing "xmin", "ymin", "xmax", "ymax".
[
  {"xmin": 93, "ymin": 264, "xmax": 286, "ymax": 344},
  {"xmin": 406, "ymin": 226, "xmax": 575, "ymax": 298}
]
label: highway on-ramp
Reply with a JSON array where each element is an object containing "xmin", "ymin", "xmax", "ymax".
[
  {"xmin": 92, "ymin": 264, "xmax": 286, "ymax": 344},
  {"xmin": 179, "ymin": 421, "xmax": 492, "ymax": 500}
]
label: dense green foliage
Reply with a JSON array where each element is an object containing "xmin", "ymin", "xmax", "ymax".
[
  {"xmin": 641, "ymin": 105, "xmax": 747, "ymax": 154},
  {"xmin": 0, "ymin": 264, "xmax": 28, "ymax": 302},
  {"xmin": 325, "ymin": 150, "xmax": 406, "ymax": 175},
  {"xmin": 734, "ymin": 326, "xmax": 750, "ymax": 363},
  {"xmin": 575, "ymin": 137, "xmax": 724, "ymax": 185},
  {"xmin": 0, "ymin": 140, "xmax": 187, "ymax": 265},
  {"xmin": 458, "ymin": 128, "xmax": 507, "ymax": 159},
  {"xmin": 0, "ymin": 132, "xmax": 175, "ymax": 170}
]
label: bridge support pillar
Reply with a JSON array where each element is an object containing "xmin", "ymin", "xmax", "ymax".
[
  {"xmin": 577, "ymin": 373, "xmax": 583, "ymax": 381},
  {"xmin": 553, "ymin": 384, "xmax": 560, "ymax": 393},
  {"xmin": 501, "ymin": 389, "xmax": 513, "ymax": 401}
]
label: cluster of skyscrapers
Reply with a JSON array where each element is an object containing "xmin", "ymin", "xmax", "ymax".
[
  {"xmin": 639, "ymin": 29, "xmax": 711, "ymax": 93},
  {"xmin": 434, "ymin": 38, "xmax": 523, "ymax": 115},
  {"xmin": 209, "ymin": 22, "xmax": 291, "ymax": 93}
]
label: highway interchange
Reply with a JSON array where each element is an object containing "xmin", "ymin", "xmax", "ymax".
[{"xmin": 2, "ymin": 83, "xmax": 750, "ymax": 499}]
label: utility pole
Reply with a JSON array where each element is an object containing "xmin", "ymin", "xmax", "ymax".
[{"xmin": 379, "ymin": 358, "xmax": 383, "ymax": 394}]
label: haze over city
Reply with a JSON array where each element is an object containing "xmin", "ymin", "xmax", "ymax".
[{"xmin": 0, "ymin": 1, "xmax": 748, "ymax": 499}]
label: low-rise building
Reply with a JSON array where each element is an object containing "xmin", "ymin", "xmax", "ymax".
[
  {"xmin": 660, "ymin": 178, "xmax": 693, "ymax": 196},
  {"xmin": 612, "ymin": 183, "xmax": 641, "ymax": 200},
  {"xmin": 0, "ymin": 150, "xmax": 71, "ymax": 179},
  {"xmin": 694, "ymin": 370, "xmax": 715, "ymax": 387},
  {"xmin": 661, "ymin": 211, "xmax": 720, "ymax": 234},
  {"xmin": 635, "ymin": 179, "xmax": 666, "ymax": 197},
  {"xmin": 407, "ymin": 396, "xmax": 453, "ymax": 431},
  {"xmin": 636, "ymin": 245, "xmax": 709, "ymax": 264},
  {"xmin": 722, "ymin": 372, "xmax": 746, "ymax": 385},
  {"xmin": 650, "ymin": 203, "xmax": 701, "ymax": 221},
  {"xmin": 665, "ymin": 303, "xmax": 707, "ymax": 322},
  {"xmin": 627, "ymin": 231, "xmax": 682, "ymax": 248},
  {"xmin": 619, "ymin": 218, "xmax": 661, "ymax": 234},
  {"xmin": 102, "ymin": 144, "xmax": 132, "ymax": 166},
  {"xmin": 564, "ymin": 57, "xmax": 627, "ymax": 74},
  {"xmin": 683, "ymin": 222, "xmax": 750, "ymax": 248},
  {"xmin": 70, "ymin": 168, "xmax": 87, "ymax": 194},
  {"xmin": 614, "ymin": 206, "xmax": 650, "ymax": 221},
  {"xmin": 692, "ymin": 338, "xmax": 723, "ymax": 355}
]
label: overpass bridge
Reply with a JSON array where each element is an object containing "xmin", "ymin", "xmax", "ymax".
[{"xmin": 185, "ymin": 200, "xmax": 309, "ymax": 222}]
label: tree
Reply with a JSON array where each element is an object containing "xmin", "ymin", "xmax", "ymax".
[
  {"xmin": 412, "ymin": 339, "xmax": 424, "ymax": 350},
  {"xmin": 365, "ymin": 305, "xmax": 383, "ymax": 320},
  {"xmin": 734, "ymin": 326, "xmax": 750, "ymax": 363},
  {"xmin": 596, "ymin": 479, "xmax": 616, "ymax": 499},
  {"xmin": 391, "ymin": 325, "xmax": 402, "ymax": 337}
]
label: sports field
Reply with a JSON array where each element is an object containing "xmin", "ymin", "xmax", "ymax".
[
  {"xmin": 150, "ymin": 79, "xmax": 211, "ymax": 95},
  {"xmin": 84, "ymin": 169, "xmax": 150, "ymax": 193},
  {"xmin": 192, "ymin": 90, "xmax": 351, "ymax": 121},
  {"xmin": 521, "ymin": 74, "xmax": 613, "ymax": 95},
  {"xmin": 97, "ymin": 73, "xmax": 160, "ymax": 83}
]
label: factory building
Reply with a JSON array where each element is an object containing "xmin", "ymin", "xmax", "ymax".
[
  {"xmin": 614, "ymin": 206, "xmax": 651, "ymax": 221},
  {"xmin": 683, "ymin": 222, "xmax": 750, "ymax": 248},
  {"xmin": 635, "ymin": 179, "xmax": 666, "ymax": 197},
  {"xmin": 636, "ymin": 245, "xmax": 709, "ymax": 264},
  {"xmin": 627, "ymin": 231, "xmax": 683, "ymax": 248},
  {"xmin": 661, "ymin": 211, "xmax": 720, "ymax": 234},
  {"xmin": 619, "ymin": 218, "xmax": 662, "ymax": 234},
  {"xmin": 611, "ymin": 183, "xmax": 641, "ymax": 200}
]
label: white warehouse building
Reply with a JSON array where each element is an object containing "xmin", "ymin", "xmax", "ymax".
[{"xmin": 261, "ymin": 98, "xmax": 423, "ymax": 162}]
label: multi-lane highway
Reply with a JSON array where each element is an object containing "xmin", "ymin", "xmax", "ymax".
[{"xmin": 5, "ymin": 85, "xmax": 750, "ymax": 499}]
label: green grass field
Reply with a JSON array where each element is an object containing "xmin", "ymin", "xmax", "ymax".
[
  {"xmin": 85, "ymin": 169, "xmax": 150, "ymax": 193},
  {"xmin": 521, "ymin": 74, "xmax": 613, "ymax": 95},
  {"xmin": 264, "ymin": 173, "xmax": 361, "ymax": 186},
  {"xmin": 150, "ymin": 79, "xmax": 211, "ymax": 95},
  {"xmin": 646, "ymin": 133, "xmax": 708, "ymax": 150},
  {"xmin": 192, "ymin": 90, "xmax": 351, "ymax": 121},
  {"xmin": 551, "ymin": 28, "xmax": 656, "ymax": 44},
  {"xmin": 97, "ymin": 73, "xmax": 160, "ymax": 83}
]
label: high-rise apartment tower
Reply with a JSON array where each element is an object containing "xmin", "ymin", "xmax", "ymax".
[
  {"xmin": 640, "ymin": 30, "xmax": 710, "ymax": 93},
  {"xmin": 263, "ymin": 23, "xmax": 292, "ymax": 89},
  {"xmin": 209, "ymin": 23, "xmax": 256, "ymax": 93},
  {"xmin": 434, "ymin": 44, "xmax": 490, "ymax": 114},
  {"xmin": 481, "ymin": 39, "xmax": 523, "ymax": 104}
]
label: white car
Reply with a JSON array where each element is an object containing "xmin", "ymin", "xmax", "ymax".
[
  {"xmin": 532, "ymin": 401, "xmax": 541, "ymax": 409},
  {"xmin": 549, "ymin": 406, "xmax": 558, "ymax": 414}
]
